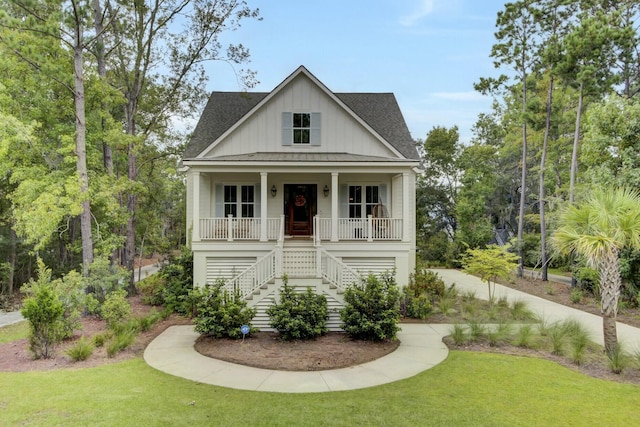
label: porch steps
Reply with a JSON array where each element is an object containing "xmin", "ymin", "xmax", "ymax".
[{"xmin": 247, "ymin": 277, "xmax": 345, "ymax": 332}]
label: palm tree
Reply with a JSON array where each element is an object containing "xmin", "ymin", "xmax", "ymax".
[{"xmin": 552, "ymin": 187, "xmax": 640, "ymax": 356}]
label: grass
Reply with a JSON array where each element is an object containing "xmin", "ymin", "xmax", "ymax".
[
  {"xmin": 0, "ymin": 354, "xmax": 638, "ymax": 426},
  {"xmin": 0, "ymin": 321, "xmax": 28, "ymax": 344}
]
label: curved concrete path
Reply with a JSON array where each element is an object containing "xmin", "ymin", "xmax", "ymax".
[
  {"xmin": 144, "ymin": 269, "xmax": 640, "ymax": 393},
  {"xmin": 144, "ymin": 323, "xmax": 450, "ymax": 393}
]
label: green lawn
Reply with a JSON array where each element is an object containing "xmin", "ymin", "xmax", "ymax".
[
  {"xmin": 0, "ymin": 320, "xmax": 28, "ymax": 344},
  {"xmin": 0, "ymin": 352, "xmax": 638, "ymax": 426}
]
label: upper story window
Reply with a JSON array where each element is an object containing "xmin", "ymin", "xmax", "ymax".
[
  {"xmin": 282, "ymin": 112, "xmax": 321, "ymax": 146},
  {"xmin": 293, "ymin": 113, "xmax": 311, "ymax": 144}
]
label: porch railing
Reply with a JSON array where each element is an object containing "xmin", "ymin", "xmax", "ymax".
[
  {"xmin": 200, "ymin": 215, "xmax": 403, "ymax": 241},
  {"xmin": 223, "ymin": 250, "xmax": 277, "ymax": 299},
  {"xmin": 314, "ymin": 216, "xmax": 403, "ymax": 241},
  {"xmin": 200, "ymin": 216, "xmax": 281, "ymax": 240},
  {"xmin": 319, "ymin": 249, "xmax": 364, "ymax": 292}
]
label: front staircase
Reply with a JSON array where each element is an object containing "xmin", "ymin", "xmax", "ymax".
[{"xmin": 222, "ymin": 238, "xmax": 362, "ymax": 331}]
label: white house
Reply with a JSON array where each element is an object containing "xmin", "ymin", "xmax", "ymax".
[{"xmin": 183, "ymin": 66, "xmax": 420, "ymax": 329}]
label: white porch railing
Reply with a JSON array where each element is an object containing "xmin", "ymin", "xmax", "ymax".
[
  {"xmin": 319, "ymin": 249, "xmax": 363, "ymax": 292},
  {"xmin": 200, "ymin": 216, "xmax": 279, "ymax": 240},
  {"xmin": 314, "ymin": 216, "xmax": 403, "ymax": 241},
  {"xmin": 200, "ymin": 216, "xmax": 402, "ymax": 241},
  {"xmin": 223, "ymin": 250, "xmax": 277, "ymax": 299}
]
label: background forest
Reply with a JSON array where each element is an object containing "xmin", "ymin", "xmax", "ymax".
[
  {"xmin": 0, "ymin": 0, "xmax": 260, "ymax": 294},
  {"xmin": 1, "ymin": 0, "xmax": 640, "ymax": 309},
  {"xmin": 416, "ymin": 0, "xmax": 640, "ymax": 304}
]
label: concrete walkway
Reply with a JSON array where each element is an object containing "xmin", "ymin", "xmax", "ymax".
[
  {"xmin": 144, "ymin": 323, "xmax": 450, "ymax": 393},
  {"xmin": 144, "ymin": 268, "xmax": 640, "ymax": 393}
]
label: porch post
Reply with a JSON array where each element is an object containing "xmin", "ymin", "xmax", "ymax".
[
  {"xmin": 192, "ymin": 171, "xmax": 200, "ymax": 242},
  {"xmin": 402, "ymin": 172, "xmax": 410, "ymax": 242},
  {"xmin": 260, "ymin": 172, "xmax": 268, "ymax": 241},
  {"xmin": 331, "ymin": 172, "xmax": 339, "ymax": 242}
]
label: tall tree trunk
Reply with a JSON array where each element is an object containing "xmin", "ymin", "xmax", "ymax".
[
  {"xmin": 568, "ymin": 82, "xmax": 584, "ymax": 287},
  {"xmin": 73, "ymin": 25, "xmax": 94, "ymax": 275},
  {"xmin": 8, "ymin": 228, "xmax": 16, "ymax": 294},
  {"xmin": 569, "ymin": 82, "xmax": 584, "ymax": 204},
  {"xmin": 517, "ymin": 74, "xmax": 528, "ymax": 278},
  {"xmin": 92, "ymin": 0, "xmax": 113, "ymax": 174},
  {"xmin": 600, "ymin": 250, "xmax": 621, "ymax": 356},
  {"xmin": 539, "ymin": 75, "xmax": 554, "ymax": 282}
]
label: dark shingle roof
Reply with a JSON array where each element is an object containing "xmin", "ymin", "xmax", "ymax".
[{"xmin": 184, "ymin": 89, "xmax": 420, "ymax": 161}]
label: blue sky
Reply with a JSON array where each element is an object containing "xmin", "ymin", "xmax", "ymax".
[{"xmin": 203, "ymin": 0, "xmax": 508, "ymax": 144}]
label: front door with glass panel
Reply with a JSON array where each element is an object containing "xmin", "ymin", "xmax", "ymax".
[{"xmin": 284, "ymin": 184, "xmax": 316, "ymax": 236}]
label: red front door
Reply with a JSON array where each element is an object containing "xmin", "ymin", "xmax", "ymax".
[{"xmin": 285, "ymin": 184, "xmax": 316, "ymax": 236}]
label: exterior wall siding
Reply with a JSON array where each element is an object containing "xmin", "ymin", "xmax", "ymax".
[{"xmin": 204, "ymin": 75, "xmax": 398, "ymax": 159}]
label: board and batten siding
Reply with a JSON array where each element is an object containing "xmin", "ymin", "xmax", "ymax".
[{"xmin": 204, "ymin": 74, "xmax": 399, "ymax": 159}]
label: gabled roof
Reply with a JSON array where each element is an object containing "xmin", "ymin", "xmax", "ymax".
[{"xmin": 184, "ymin": 66, "xmax": 420, "ymax": 161}]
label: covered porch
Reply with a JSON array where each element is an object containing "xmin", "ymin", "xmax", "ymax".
[{"xmin": 189, "ymin": 169, "xmax": 413, "ymax": 244}]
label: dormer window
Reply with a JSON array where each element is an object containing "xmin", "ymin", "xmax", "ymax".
[{"xmin": 282, "ymin": 112, "xmax": 321, "ymax": 146}]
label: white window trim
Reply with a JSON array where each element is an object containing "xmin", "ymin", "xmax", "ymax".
[{"xmin": 223, "ymin": 184, "xmax": 256, "ymax": 218}]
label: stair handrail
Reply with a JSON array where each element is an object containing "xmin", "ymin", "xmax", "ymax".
[
  {"xmin": 319, "ymin": 248, "xmax": 364, "ymax": 292},
  {"xmin": 223, "ymin": 249, "xmax": 276, "ymax": 299}
]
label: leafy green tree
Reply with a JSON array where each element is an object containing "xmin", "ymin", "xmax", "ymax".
[
  {"xmin": 0, "ymin": 0, "xmax": 100, "ymax": 273},
  {"xmin": 416, "ymin": 126, "xmax": 461, "ymax": 262},
  {"xmin": 100, "ymin": 0, "xmax": 260, "ymax": 286},
  {"xmin": 552, "ymin": 187, "xmax": 640, "ymax": 355},
  {"xmin": 462, "ymin": 245, "xmax": 519, "ymax": 307},
  {"xmin": 478, "ymin": 0, "xmax": 539, "ymax": 278}
]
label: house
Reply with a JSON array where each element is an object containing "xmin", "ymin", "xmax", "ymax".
[{"xmin": 182, "ymin": 66, "xmax": 421, "ymax": 329}]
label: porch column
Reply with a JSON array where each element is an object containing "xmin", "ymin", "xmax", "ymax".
[
  {"xmin": 402, "ymin": 172, "xmax": 410, "ymax": 242},
  {"xmin": 192, "ymin": 171, "xmax": 200, "ymax": 242},
  {"xmin": 331, "ymin": 172, "xmax": 339, "ymax": 242},
  {"xmin": 260, "ymin": 172, "xmax": 268, "ymax": 241}
]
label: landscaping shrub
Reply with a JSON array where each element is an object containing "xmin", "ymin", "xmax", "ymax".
[
  {"xmin": 267, "ymin": 279, "xmax": 327, "ymax": 340},
  {"xmin": 400, "ymin": 269, "xmax": 445, "ymax": 319},
  {"xmin": 194, "ymin": 283, "xmax": 258, "ymax": 339},
  {"xmin": 159, "ymin": 247, "xmax": 194, "ymax": 315},
  {"xmin": 66, "ymin": 336, "xmax": 94, "ymax": 362},
  {"xmin": 135, "ymin": 274, "xmax": 166, "ymax": 306},
  {"xmin": 21, "ymin": 275, "xmax": 65, "ymax": 359},
  {"xmin": 574, "ymin": 266, "xmax": 600, "ymax": 297},
  {"xmin": 101, "ymin": 289, "xmax": 132, "ymax": 327},
  {"xmin": 83, "ymin": 256, "xmax": 129, "ymax": 303},
  {"xmin": 23, "ymin": 261, "xmax": 87, "ymax": 341},
  {"xmin": 340, "ymin": 272, "xmax": 400, "ymax": 341}
]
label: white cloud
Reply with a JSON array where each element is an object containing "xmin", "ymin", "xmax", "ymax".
[
  {"xmin": 399, "ymin": 0, "xmax": 435, "ymax": 27},
  {"xmin": 431, "ymin": 91, "xmax": 487, "ymax": 101}
]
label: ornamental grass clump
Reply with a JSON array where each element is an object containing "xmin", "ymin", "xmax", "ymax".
[{"xmin": 66, "ymin": 336, "xmax": 94, "ymax": 362}]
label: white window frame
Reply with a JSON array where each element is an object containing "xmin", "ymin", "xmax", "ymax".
[
  {"xmin": 292, "ymin": 112, "xmax": 311, "ymax": 144},
  {"xmin": 348, "ymin": 185, "xmax": 380, "ymax": 218},
  {"xmin": 223, "ymin": 184, "xmax": 255, "ymax": 218}
]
